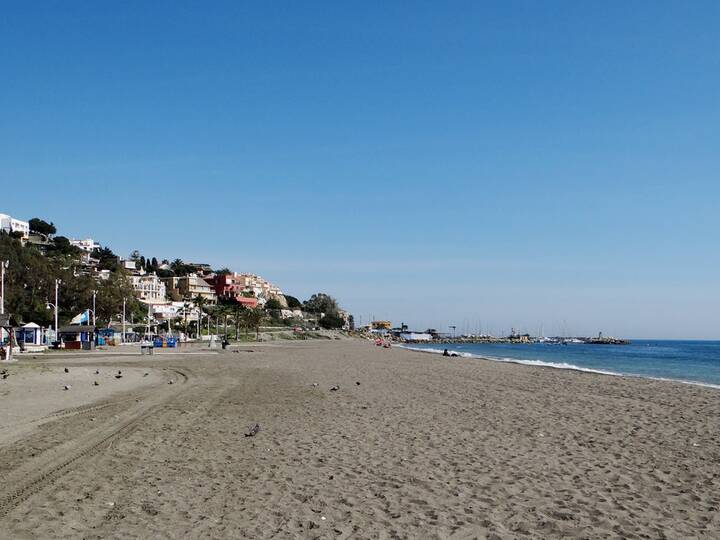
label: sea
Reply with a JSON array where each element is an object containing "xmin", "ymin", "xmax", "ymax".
[{"xmin": 401, "ymin": 340, "xmax": 720, "ymax": 389}]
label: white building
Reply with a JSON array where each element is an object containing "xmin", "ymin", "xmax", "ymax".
[
  {"xmin": 0, "ymin": 213, "xmax": 30, "ymax": 239},
  {"xmin": 70, "ymin": 238, "xmax": 101, "ymax": 253},
  {"xmin": 119, "ymin": 258, "xmax": 138, "ymax": 271},
  {"xmin": 131, "ymin": 273, "xmax": 167, "ymax": 304}
]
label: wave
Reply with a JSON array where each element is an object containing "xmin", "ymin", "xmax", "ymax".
[{"xmin": 396, "ymin": 344, "xmax": 720, "ymax": 390}]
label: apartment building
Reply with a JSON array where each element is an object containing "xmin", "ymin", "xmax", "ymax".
[
  {"xmin": 163, "ymin": 273, "xmax": 217, "ymax": 304},
  {"xmin": 130, "ymin": 273, "xmax": 167, "ymax": 304},
  {"xmin": 0, "ymin": 213, "xmax": 30, "ymax": 239}
]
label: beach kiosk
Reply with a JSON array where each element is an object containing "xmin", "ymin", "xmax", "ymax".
[
  {"xmin": 16, "ymin": 322, "xmax": 43, "ymax": 347},
  {"xmin": 58, "ymin": 325, "xmax": 98, "ymax": 350}
]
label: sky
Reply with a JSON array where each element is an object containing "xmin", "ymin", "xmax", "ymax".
[{"xmin": 1, "ymin": 1, "xmax": 719, "ymax": 339}]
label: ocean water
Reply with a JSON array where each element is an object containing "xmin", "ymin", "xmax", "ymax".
[{"xmin": 402, "ymin": 340, "xmax": 720, "ymax": 388}]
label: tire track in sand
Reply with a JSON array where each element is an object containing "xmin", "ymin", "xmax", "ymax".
[{"xmin": 0, "ymin": 367, "xmax": 191, "ymax": 519}]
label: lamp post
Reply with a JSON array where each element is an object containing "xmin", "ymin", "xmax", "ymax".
[
  {"xmin": 449, "ymin": 325, "xmax": 456, "ymax": 340},
  {"xmin": 0, "ymin": 260, "xmax": 8, "ymax": 315},
  {"xmin": 122, "ymin": 298, "xmax": 126, "ymax": 344},
  {"xmin": 92, "ymin": 290, "xmax": 97, "ymax": 327},
  {"xmin": 54, "ymin": 279, "xmax": 60, "ymax": 339}
]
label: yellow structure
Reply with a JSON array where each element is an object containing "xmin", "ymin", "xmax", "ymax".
[{"xmin": 371, "ymin": 320, "xmax": 392, "ymax": 330}]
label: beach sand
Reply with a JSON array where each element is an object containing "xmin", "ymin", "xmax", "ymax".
[{"xmin": 0, "ymin": 340, "xmax": 718, "ymax": 538}]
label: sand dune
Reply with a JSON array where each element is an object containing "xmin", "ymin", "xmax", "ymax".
[{"xmin": 1, "ymin": 340, "xmax": 718, "ymax": 538}]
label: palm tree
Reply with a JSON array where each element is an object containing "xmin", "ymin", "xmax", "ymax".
[
  {"xmin": 170, "ymin": 258, "xmax": 184, "ymax": 273},
  {"xmin": 215, "ymin": 304, "xmax": 231, "ymax": 339},
  {"xmin": 231, "ymin": 303, "xmax": 245, "ymax": 340},
  {"xmin": 193, "ymin": 295, "xmax": 208, "ymax": 339},
  {"xmin": 242, "ymin": 307, "xmax": 265, "ymax": 341}
]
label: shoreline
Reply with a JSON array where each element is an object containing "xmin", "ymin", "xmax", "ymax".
[{"xmin": 396, "ymin": 342, "xmax": 720, "ymax": 391}]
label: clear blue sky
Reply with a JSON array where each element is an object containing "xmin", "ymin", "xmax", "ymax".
[{"xmin": 2, "ymin": 2, "xmax": 719, "ymax": 338}]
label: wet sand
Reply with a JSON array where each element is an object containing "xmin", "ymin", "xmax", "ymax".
[{"xmin": 0, "ymin": 340, "xmax": 718, "ymax": 538}]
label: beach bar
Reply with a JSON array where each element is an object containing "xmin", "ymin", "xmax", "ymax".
[{"xmin": 58, "ymin": 325, "xmax": 98, "ymax": 350}]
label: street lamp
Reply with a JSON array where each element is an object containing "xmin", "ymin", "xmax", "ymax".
[
  {"xmin": 449, "ymin": 325, "xmax": 456, "ymax": 340},
  {"xmin": 92, "ymin": 290, "xmax": 97, "ymax": 326},
  {"xmin": 45, "ymin": 279, "xmax": 61, "ymax": 345},
  {"xmin": 122, "ymin": 298, "xmax": 126, "ymax": 344},
  {"xmin": 1, "ymin": 260, "xmax": 8, "ymax": 315}
]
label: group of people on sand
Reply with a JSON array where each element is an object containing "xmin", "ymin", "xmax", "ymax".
[
  {"xmin": 443, "ymin": 349, "xmax": 459, "ymax": 357},
  {"xmin": 374, "ymin": 338, "xmax": 391, "ymax": 348}
]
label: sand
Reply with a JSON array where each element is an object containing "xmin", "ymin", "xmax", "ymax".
[{"xmin": 0, "ymin": 339, "xmax": 718, "ymax": 538}]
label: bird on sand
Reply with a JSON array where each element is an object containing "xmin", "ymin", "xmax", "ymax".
[{"xmin": 245, "ymin": 423, "xmax": 261, "ymax": 437}]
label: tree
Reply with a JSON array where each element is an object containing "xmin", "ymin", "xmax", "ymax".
[
  {"xmin": 284, "ymin": 295, "xmax": 302, "ymax": 309},
  {"xmin": 28, "ymin": 218, "xmax": 56, "ymax": 237},
  {"xmin": 225, "ymin": 302, "xmax": 247, "ymax": 340},
  {"xmin": 92, "ymin": 246, "xmax": 120, "ymax": 272},
  {"xmin": 264, "ymin": 298, "xmax": 283, "ymax": 310},
  {"xmin": 241, "ymin": 308, "xmax": 265, "ymax": 341},
  {"xmin": 193, "ymin": 295, "xmax": 208, "ymax": 338},
  {"xmin": 303, "ymin": 293, "xmax": 339, "ymax": 316},
  {"xmin": 348, "ymin": 314, "xmax": 355, "ymax": 331},
  {"xmin": 214, "ymin": 267, "xmax": 231, "ymax": 276},
  {"xmin": 150, "ymin": 257, "xmax": 158, "ymax": 270},
  {"xmin": 319, "ymin": 313, "xmax": 345, "ymax": 329},
  {"xmin": 48, "ymin": 236, "xmax": 82, "ymax": 257}
]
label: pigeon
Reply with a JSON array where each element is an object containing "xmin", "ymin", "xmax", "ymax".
[
  {"xmin": 168, "ymin": 380, "xmax": 174, "ymax": 385},
  {"xmin": 115, "ymin": 374, "xmax": 123, "ymax": 379},
  {"xmin": 1, "ymin": 372, "xmax": 8, "ymax": 380},
  {"xmin": 63, "ymin": 385, "xmax": 71, "ymax": 390},
  {"xmin": 64, "ymin": 367, "xmax": 69, "ymax": 373},
  {"xmin": 117, "ymin": 370, "xmax": 122, "ymax": 375},
  {"xmin": 245, "ymin": 423, "xmax": 261, "ymax": 437},
  {"xmin": 143, "ymin": 372, "xmax": 149, "ymax": 377},
  {"xmin": 330, "ymin": 385, "xmax": 340, "ymax": 392},
  {"xmin": 356, "ymin": 381, "xmax": 361, "ymax": 386},
  {"xmin": 311, "ymin": 383, "xmax": 319, "ymax": 388},
  {"xmin": 93, "ymin": 381, "xmax": 99, "ymax": 386},
  {"xmin": 95, "ymin": 369, "xmax": 100, "ymax": 375}
]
